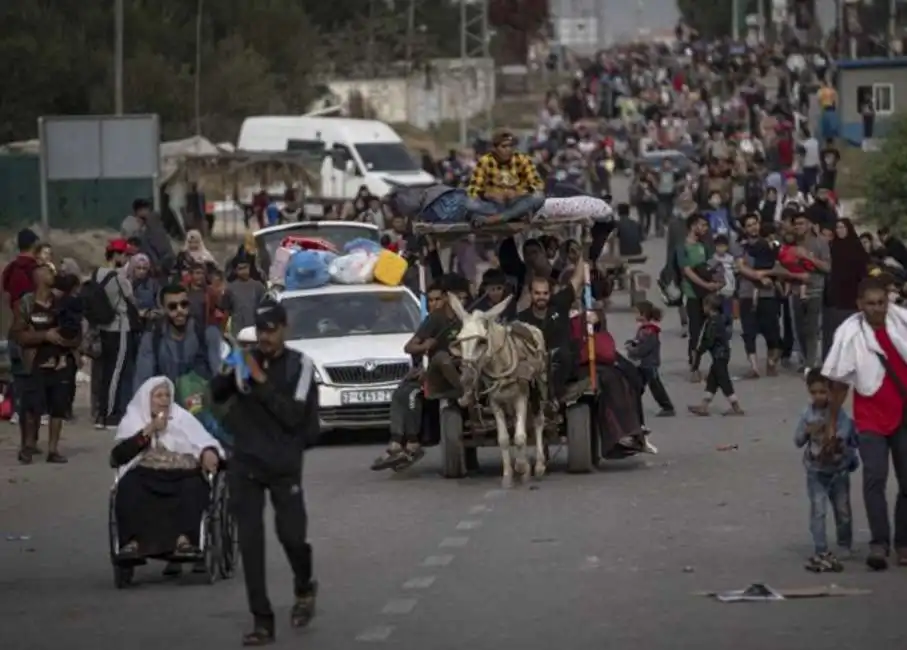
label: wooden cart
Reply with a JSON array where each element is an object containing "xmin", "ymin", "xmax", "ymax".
[{"xmin": 411, "ymin": 215, "xmax": 600, "ymax": 477}]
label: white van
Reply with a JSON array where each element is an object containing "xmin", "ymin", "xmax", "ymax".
[{"xmin": 237, "ymin": 116, "xmax": 436, "ymax": 199}]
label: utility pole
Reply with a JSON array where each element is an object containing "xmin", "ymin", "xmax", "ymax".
[
  {"xmin": 458, "ymin": 0, "xmax": 492, "ymax": 147},
  {"xmin": 405, "ymin": 0, "xmax": 416, "ymax": 71},
  {"xmin": 114, "ymin": 0, "xmax": 124, "ymax": 114},
  {"xmin": 194, "ymin": 0, "xmax": 204, "ymax": 138}
]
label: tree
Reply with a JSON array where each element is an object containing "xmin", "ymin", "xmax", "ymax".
[
  {"xmin": 676, "ymin": 0, "xmax": 734, "ymax": 39},
  {"xmin": 0, "ymin": 0, "xmax": 465, "ymax": 144},
  {"xmin": 860, "ymin": 117, "xmax": 907, "ymax": 234}
]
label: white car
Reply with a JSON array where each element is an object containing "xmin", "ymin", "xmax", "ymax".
[{"xmin": 238, "ymin": 283, "xmax": 420, "ymax": 431}]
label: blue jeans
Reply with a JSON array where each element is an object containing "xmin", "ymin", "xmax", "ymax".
[
  {"xmin": 471, "ymin": 194, "xmax": 545, "ymax": 222},
  {"xmin": 806, "ymin": 469, "xmax": 852, "ymax": 554}
]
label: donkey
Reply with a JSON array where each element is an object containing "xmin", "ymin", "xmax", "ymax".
[{"xmin": 448, "ymin": 294, "xmax": 548, "ymax": 487}]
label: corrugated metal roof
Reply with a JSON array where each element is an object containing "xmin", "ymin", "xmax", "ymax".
[{"xmin": 836, "ymin": 58, "xmax": 907, "ymax": 70}]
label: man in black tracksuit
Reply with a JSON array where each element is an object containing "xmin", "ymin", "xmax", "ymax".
[{"xmin": 209, "ymin": 301, "xmax": 319, "ymax": 646}]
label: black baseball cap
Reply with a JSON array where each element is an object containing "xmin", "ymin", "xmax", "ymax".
[{"xmin": 254, "ymin": 302, "xmax": 287, "ymax": 331}]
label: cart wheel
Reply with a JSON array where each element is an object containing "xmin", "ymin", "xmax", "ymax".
[
  {"xmin": 440, "ymin": 407, "xmax": 466, "ymax": 479},
  {"xmin": 113, "ymin": 564, "xmax": 134, "ymax": 589},
  {"xmin": 566, "ymin": 403, "xmax": 593, "ymax": 474}
]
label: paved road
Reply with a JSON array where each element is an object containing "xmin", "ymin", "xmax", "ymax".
[{"xmin": 3, "ymin": 184, "xmax": 907, "ymax": 649}]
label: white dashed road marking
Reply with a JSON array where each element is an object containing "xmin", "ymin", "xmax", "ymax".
[
  {"xmin": 402, "ymin": 576, "xmax": 436, "ymax": 590},
  {"xmin": 356, "ymin": 626, "xmax": 395, "ymax": 642},
  {"xmin": 382, "ymin": 598, "xmax": 419, "ymax": 615},
  {"xmin": 355, "ymin": 484, "xmax": 504, "ymax": 642}
]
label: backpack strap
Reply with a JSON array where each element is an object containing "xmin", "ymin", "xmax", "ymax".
[{"xmin": 151, "ymin": 320, "xmax": 164, "ymax": 376}]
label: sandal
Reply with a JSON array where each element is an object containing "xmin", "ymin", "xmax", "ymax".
[
  {"xmin": 290, "ymin": 581, "xmax": 318, "ymax": 628},
  {"xmin": 117, "ymin": 540, "xmax": 140, "ymax": 560},
  {"xmin": 172, "ymin": 537, "xmax": 198, "ymax": 557},
  {"xmin": 805, "ymin": 552, "xmax": 842, "ymax": 573},
  {"xmin": 46, "ymin": 452, "xmax": 68, "ymax": 464},
  {"xmin": 241, "ymin": 628, "xmax": 275, "ymax": 646},
  {"xmin": 371, "ymin": 449, "xmax": 408, "ymax": 471},
  {"xmin": 687, "ymin": 404, "xmax": 710, "ymax": 417},
  {"xmin": 392, "ymin": 447, "xmax": 426, "ymax": 472},
  {"xmin": 17, "ymin": 449, "xmax": 33, "ymax": 465}
]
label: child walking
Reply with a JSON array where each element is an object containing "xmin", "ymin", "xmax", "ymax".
[
  {"xmin": 688, "ymin": 294, "xmax": 744, "ymax": 416},
  {"xmin": 625, "ymin": 301, "xmax": 675, "ymax": 417},
  {"xmin": 708, "ymin": 234, "xmax": 736, "ymax": 327},
  {"xmin": 795, "ymin": 370, "xmax": 858, "ymax": 572}
]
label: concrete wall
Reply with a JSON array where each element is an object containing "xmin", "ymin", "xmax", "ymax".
[{"xmin": 325, "ymin": 57, "xmax": 495, "ymax": 129}]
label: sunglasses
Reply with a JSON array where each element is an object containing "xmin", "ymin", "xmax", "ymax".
[{"xmin": 166, "ymin": 300, "xmax": 190, "ymax": 311}]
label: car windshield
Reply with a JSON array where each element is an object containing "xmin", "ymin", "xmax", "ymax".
[
  {"xmin": 257, "ymin": 224, "xmax": 379, "ymax": 267},
  {"xmin": 355, "ymin": 142, "xmax": 420, "ymax": 172},
  {"xmin": 282, "ymin": 291, "xmax": 421, "ymax": 339}
]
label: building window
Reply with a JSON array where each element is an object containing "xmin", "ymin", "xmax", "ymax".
[{"xmin": 872, "ymin": 83, "xmax": 894, "ymax": 114}]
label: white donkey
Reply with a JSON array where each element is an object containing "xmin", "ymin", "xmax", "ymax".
[{"xmin": 448, "ymin": 294, "xmax": 548, "ymax": 487}]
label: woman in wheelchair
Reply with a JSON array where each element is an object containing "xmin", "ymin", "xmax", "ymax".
[{"xmin": 111, "ymin": 376, "xmax": 224, "ymax": 560}]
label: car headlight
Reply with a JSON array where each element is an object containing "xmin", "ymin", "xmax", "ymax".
[{"xmin": 314, "ymin": 368, "xmax": 323, "ymax": 384}]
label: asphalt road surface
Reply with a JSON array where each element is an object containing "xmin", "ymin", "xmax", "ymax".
[{"xmin": 3, "ymin": 184, "xmax": 907, "ymax": 650}]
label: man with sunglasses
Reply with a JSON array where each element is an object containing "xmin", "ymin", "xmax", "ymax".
[
  {"xmin": 210, "ymin": 300, "xmax": 319, "ymax": 645},
  {"xmin": 132, "ymin": 283, "xmax": 223, "ymax": 390}
]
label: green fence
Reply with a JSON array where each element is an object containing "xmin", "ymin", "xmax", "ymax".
[{"xmin": 0, "ymin": 154, "xmax": 154, "ymax": 231}]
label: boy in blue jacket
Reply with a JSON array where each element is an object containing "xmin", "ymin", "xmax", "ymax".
[{"xmin": 795, "ymin": 370, "xmax": 858, "ymax": 572}]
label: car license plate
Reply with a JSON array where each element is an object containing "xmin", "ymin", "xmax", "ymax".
[{"xmin": 341, "ymin": 389, "xmax": 393, "ymax": 405}]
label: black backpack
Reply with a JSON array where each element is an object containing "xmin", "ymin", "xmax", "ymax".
[{"xmin": 81, "ymin": 271, "xmax": 118, "ymax": 326}]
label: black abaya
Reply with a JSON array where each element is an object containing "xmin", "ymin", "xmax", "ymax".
[{"xmin": 112, "ymin": 433, "xmax": 210, "ymax": 555}]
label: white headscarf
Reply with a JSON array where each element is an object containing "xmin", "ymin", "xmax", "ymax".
[
  {"xmin": 184, "ymin": 229, "xmax": 216, "ymax": 264},
  {"xmin": 114, "ymin": 376, "xmax": 223, "ymax": 478}
]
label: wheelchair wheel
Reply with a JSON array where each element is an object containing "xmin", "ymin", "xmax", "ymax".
[
  {"xmin": 108, "ymin": 489, "xmax": 134, "ymax": 588},
  {"xmin": 218, "ymin": 482, "xmax": 240, "ymax": 579}
]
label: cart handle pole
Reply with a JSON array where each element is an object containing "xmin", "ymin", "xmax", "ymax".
[
  {"xmin": 583, "ymin": 261, "xmax": 597, "ymax": 391},
  {"xmin": 418, "ymin": 255, "xmax": 429, "ymax": 370}
]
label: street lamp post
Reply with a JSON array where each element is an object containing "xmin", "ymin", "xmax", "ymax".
[
  {"xmin": 195, "ymin": 0, "xmax": 204, "ymax": 138},
  {"xmin": 114, "ymin": 0, "xmax": 124, "ymax": 114}
]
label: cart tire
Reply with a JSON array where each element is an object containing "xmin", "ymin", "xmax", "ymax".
[
  {"xmin": 440, "ymin": 407, "xmax": 466, "ymax": 479},
  {"xmin": 566, "ymin": 403, "xmax": 594, "ymax": 474}
]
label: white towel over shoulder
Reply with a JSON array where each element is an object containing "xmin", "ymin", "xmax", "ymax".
[{"xmin": 821, "ymin": 305, "xmax": 907, "ymax": 396}]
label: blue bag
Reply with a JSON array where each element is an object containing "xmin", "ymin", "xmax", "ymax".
[
  {"xmin": 285, "ymin": 250, "xmax": 335, "ymax": 290},
  {"xmin": 343, "ymin": 238, "xmax": 383, "ymax": 255}
]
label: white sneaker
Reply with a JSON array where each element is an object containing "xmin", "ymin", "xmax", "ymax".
[{"xmin": 9, "ymin": 413, "xmax": 18, "ymax": 425}]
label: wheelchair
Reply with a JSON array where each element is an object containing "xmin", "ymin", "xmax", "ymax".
[{"xmin": 107, "ymin": 467, "xmax": 240, "ymax": 589}]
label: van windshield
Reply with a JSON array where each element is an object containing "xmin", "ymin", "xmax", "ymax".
[{"xmin": 355, "ymin": 143, "xmax": 420, "ymax": 173}]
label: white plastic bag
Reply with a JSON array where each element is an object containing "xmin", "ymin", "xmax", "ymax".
[{"xmin": 329, "ymin": 250, "xmax": 378, "ymax": 284}]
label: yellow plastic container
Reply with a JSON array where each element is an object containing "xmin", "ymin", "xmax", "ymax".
[{"xmin": 373, "ymin": 249, "xmax": 408, "ymax": 286}]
